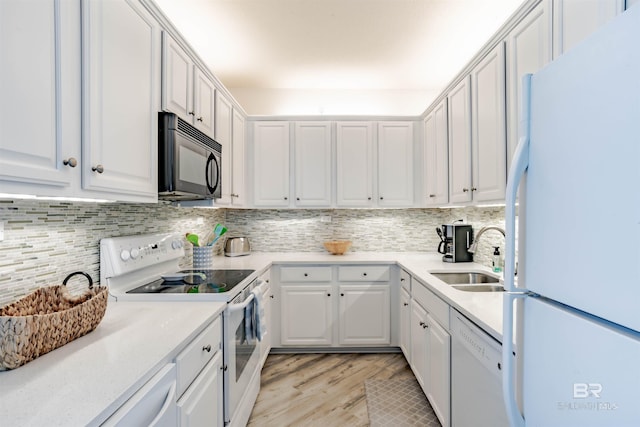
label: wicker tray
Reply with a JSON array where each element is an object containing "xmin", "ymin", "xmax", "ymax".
[{"xmin": 0, "ymin": 272, "xmax": 108, "ymax": 370}]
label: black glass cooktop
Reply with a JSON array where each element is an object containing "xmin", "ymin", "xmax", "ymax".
[{"xmin": 127, "ymin": 269, "xmax": 255, "ymax": 294}]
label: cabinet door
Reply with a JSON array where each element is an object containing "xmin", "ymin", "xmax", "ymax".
[
  {"xmin": 399, "ymin": 287, "xmax": 411, "ymax": 361},
  {"xmin": 231, "ymin": 110, "xmax": 246, "ymax": 206},
  {"xmin": 378, "ymin": 122, "xmax": 414, "ymax": 206},
  {"xmin": 280, "ymin": 285, "xmax": 333, "ymax": 346},
  {"xmin": 0, "ymin": 0, "xmax": 79, "ymax": 191},
  {"xmin": 194, "ymin": 68, "xmax": 216, "ymax": 136},
  {"xmin": 294, "ymin": 122, "xmax": 332, "ymax": 206},
  {"xmin": 553, "ymin": 0, "xmax": 623, "ymax": 59},
  {"xmin": 82, "ymin": 0, "xmax": 159, "ymax": 201},
  {"xmin": 424, "ymin": 100, "xmax": 449, "ymax": 206},
  {"xmin": 447, "ymin": 77, "xmax": 472, "ymax": 204},
  {"xmin": 161, "ymin": 32, "xmax": 193, "ymax": 122},
  {"xmin": 410, "ymin": 300, "xmax": 429, "ymax": 389},
  {"xmin": 215, "ymin": 93, "xmax": 232, "ymax": 204},
  {"xmin": 177, "ymin": 352, "xmax": 223, "ymax": 427},
  {"xmin": 253, "ymin": 121, "xmax": 290, "ymax": 207},
  {"xmin": 336, "ymin": 122, "xmax": 374, "ymax": 207},
  {"xmin": 338, "ymin": 284, "xmax": 390, "ymax": 346},
  {"xmin": 427, "ymin": 316, "xmax": 451, "ymax": 427},
  {"xmin": 506, "ymin": 0, "xmax": 552, "ymax": 168},
  {"xmin": 471, "ymin": 43, "xmax": 507, "ymax": 203}
]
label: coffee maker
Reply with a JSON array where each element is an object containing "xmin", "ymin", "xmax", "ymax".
[{"xmin": 437, "ymin": 223, "xmax": 474, "ymax": 263}]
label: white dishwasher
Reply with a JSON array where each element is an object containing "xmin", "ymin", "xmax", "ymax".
[{"xmin": 451, "ymin": 309, "xmax": 509, "ymax": 427}]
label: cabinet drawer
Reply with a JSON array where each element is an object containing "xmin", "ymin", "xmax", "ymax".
[
  {"xmin": 280, "ymin": 266, "xmax": 332, "ymax": 282},
  {"xmin": 338, "ymin": 266, "xmax": 390, "ymax": 282},
  {"xmin": 175, "ymin": 316, "xmax": 222, "ymax": 397},
  {"xmin": 400, "ymin": 269, "xmax": 411, "ymax": 291},
  {"xmin": 413, "ymin": 280, "xmax": 450, "ymax": 329}
]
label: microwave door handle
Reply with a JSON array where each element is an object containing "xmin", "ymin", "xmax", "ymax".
[
  {"xmin": 205, "ymin": 153, "xmax": 215, "ymax": 193},
  {"xmin": 212, "ymin": 154, "xmax": 220, "ymax": 193}
]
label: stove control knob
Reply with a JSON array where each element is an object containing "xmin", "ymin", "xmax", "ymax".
[
  {"xmin": 120, "ymin": 249, "xmax": 131, "ymax": 261},
  {"xmin": 130, "ymin": 248, "xmax": 140, "ymax": 259}
]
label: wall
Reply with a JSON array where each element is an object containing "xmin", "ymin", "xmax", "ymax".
[
  {"xmin": 0, "ymin": 200, "xmax": 224, "ymax": 307},
  {"xmin": 0, "ymin": 200, "xmax": 505, "ymax": 307}
]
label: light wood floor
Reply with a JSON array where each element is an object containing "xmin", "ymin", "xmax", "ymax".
[{"xmin": 247, "ymin": 353, "xmax": 414, "ymax": 426}]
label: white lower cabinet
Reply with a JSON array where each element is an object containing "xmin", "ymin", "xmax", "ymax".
[
  {"xmin": 339, "ymin": 284, "xmax": 390, "ymax": 345},
  {"xmin": 177, "ymin": 352, "xmax": 223, "ymax": 427},
  {"xmin": 399, "ymin": 287, "xmax": 411, "ymax": 362},
  {"xmin": 410, "ymin": 300, "xmax": 429, "ymax": 388},
  {"xmin": 280, "ymin": 284, "xmax": 333, "ymax": 346},
  {"xmin": 426, "ymin": 314, "xmax": 451, "ymax": 427},
  {"xmin": 276, "ymin": 265, "xmax": 392, "ymax": 348}
]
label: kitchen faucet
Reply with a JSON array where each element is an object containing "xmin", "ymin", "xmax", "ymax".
[{"xmin": 468, "ymin": 226, "xmax": 506, "ymax": 254}]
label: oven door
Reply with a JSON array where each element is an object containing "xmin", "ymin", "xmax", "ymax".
[{"xmin": 224, "ymin": 289, "xmax": 261, "ymax": 424}]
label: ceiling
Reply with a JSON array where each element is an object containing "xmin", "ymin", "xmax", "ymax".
[{"xmin": 154, "ymin": 0, "xmax": 523, "ymax": 116}]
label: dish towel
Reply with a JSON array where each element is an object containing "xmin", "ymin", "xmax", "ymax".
[
  {"xmin": 252, "ymin": 281, "xmax": 268, "ymax": 341},
  {"xmin": 244, "ymin": 299, "xmax": 255, "ymax": 343}
]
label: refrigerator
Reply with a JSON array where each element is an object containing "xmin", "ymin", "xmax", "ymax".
[{"xmin": 502, "ymin": 4, "xmax": 640, "ymax": 427}]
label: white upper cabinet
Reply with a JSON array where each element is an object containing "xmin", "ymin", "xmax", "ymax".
[
  {"xmin": 231, "ymin": 110, "xmax": 246, "ymax": 206},
  {"xmin": 162, "ymin": 32, "xmax": 216, "ymax": 136},
  {"xmin": 82, "ymin": 0, "xmax": 160, "ymax": 201},
  {"xmin": 294, "ymin": 122, "xmax": 332, "ymax": 207},
  {"xmin": 628, "ymin": 0, "xmax": 640, "ymax": 8},
  {"xmin": 553, "ymin": 0, "xmax": 624, "ymax": 59},
  {"xmin": 424, "ymin": 100, "xmax": 449, "ymax": 206},
  {"xmin": 253, "ymin": 121, "xmax": 290, "ymax": 207},
  {"xmin": 0, "ymin": 0, "xmax": 79, "ymax": 192},
  {"xmin": 215, "ymin": 93, "xmax": 233, "ymax": 205},
  {"xmin": 336, "ymin": 122, "xmax": 374, "ymax": 207},
  {"xmin": 378, "ymin": 122, "xmax": 414, "ymax": 207},
  {"xmin": 470, "ymin": 43, "xmax": 507, "ymax": 203},
  {"xmin": 448, "ymin": 76, "xmax": 473, "ymax": 204},
  {"xmin": 505, "ymin": 0, "xmax": 552, "ymax": 169}
]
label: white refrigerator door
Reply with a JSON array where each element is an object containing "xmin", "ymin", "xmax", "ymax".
[
  {"xmin": 522, "ymin": 5, "xmax": 640, "ymax": 332},
  {"xmin": 523, "ymin": 297, "xmax": 640, "ymax": 426}
]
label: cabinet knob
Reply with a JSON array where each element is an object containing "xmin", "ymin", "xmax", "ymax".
[
  {"xmin": 63, "ymin": 157, "xmax": 78, "ymax": 168},
  {"xmin": 403, "ymin": 302, "xmax": 409, "ymax": 306},
  {"xmin": 231, "ymin": 193, "xmax": 239, "ymax": 197},
  {"xmin": 284, "ymin": 197, "xmax": 288, "ymax": 200},
  {"xmin": 497, "ymin": 362, "xmax": 502, "ymax": 371},
  {"xmin": 327, "ymin": 293, "xmax": 331, "ymax": 297},
  {"xmin": 429, "ymin": 194, "xmax": 436, "ymax": 198},
  {"xmin": 296, "ymin": 197, "xmax": 300, "ymax": 201},
  {"xmin": 400, "ymin": 278, "xmax": 405, "ymax": 282},
  {"xmin": 419, "ymin": 321, "xmax": 425, "ymax": 327},
  {"xmin": 471, "ymin": 187, "xmax": 477, "ymax": 191},
  {"xmin": 367, "ymin": 197, "xmax": 372, "ymax": 201},
  {"xmin": 362, "ymin": 272, "xmax": 367, "ymax": 277},
  {"xmin": 197, "ymin": 117, "xmax": 203, "ymax": 122},
  {"xmin": 304, "ymin": 273, "xmax": 308, "ymax": 277},
  {"xmin": 340, "ymin": 293, "xmax": 344, "ymax": 296},
  {"xmin": 270, "ymin": 295, "xmax": 274, "ymax": 299},
  {"xmin": 379, "ymin": 196, "xmax": 384, "ymax": 200},
  {"xmin": 423, "ymin": 324, "xmax": 428, "ymax": 329},
  {"xmin": 189, "ymin": 111, "xmax": 195, "ymax": 116},
  {"xmin": 202, "ymin": 344, "xmax": 212, "ymax": 352},
  {"xmin": 92, "ymin": 164, "xmax": 104, "ymax": 174},
  {"xmin": 462, "ymin": 188, "xmax": 469, "ymax": 192}
]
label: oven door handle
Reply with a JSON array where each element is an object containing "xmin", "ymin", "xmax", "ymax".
[{"xmin": 228, "ymin": 293, "xmax": 255, "ymax": 313}]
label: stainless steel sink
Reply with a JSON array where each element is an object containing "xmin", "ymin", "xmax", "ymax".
[
  {"xmin": 431, "ymin": 272, "xmax": 500, "ymax": 285},
  {"xmin": 452, "ymin": 284, "xmax": 505, "ymax": 292}
]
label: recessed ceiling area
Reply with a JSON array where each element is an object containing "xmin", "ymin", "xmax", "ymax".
[{"xmin": 154, "ymin": 0, "xmax": 523, "ymax": 116}]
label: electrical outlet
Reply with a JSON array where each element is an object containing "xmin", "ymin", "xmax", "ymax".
[
  {"xmin": 0, "ymin": 221, "xmax": 4, "ymax": 241},
  {"xmin": 320, "ymin": 215, "xmax": 332, "ymax": 223}
]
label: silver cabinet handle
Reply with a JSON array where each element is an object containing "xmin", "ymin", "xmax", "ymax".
[
  {"xmin": 92, "ymin": 164, "xmax": 104, "ymax": 174},
  {"xmin": 63, "ymin": 157, "xmax": 78, "ymax": 168}
]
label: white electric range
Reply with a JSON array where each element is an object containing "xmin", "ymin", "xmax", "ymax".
[{"xmin": 100, "ymin": 233, "xmax": 265, "ymax": 427}]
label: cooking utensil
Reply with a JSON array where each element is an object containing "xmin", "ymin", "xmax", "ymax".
[
  {"xmin": 208, "ymin": 224, "xmax": 228, "ymax": 245},
  {"xmin": 186, "ymin": 233, "xmax": 200, "ymax": 246}
]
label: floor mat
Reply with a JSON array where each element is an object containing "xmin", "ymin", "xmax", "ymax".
[{"xmin": 364, "ymin": 378, "xmax": 442, "ymax": 427}]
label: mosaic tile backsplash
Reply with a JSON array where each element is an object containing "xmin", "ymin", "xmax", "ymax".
[{"xmin": 0, "ymin": 199, "xmax": 505, "ymax": 307}]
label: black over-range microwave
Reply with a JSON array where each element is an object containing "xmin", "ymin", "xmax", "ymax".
[{"xmin": 158, "ymin": 112, "xmax": 222, "ymax": 200}]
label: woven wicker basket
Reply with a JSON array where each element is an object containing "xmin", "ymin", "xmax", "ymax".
[{"xmin": 0, "ymin": 272, "xmax": 108, "ymax": 370}]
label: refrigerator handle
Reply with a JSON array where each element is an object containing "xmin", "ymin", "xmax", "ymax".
[{"xmin": 503, "ymin": 74, "xmax": 532, "ymax": 427}]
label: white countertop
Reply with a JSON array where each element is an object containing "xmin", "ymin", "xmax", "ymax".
[
  {"xmin": 213, "ymin": 251, "xmax": 504, "ymax": 341},
  {"xmin": 0, "ymin": 301, "xmax": 225, "ymax": 426}
]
